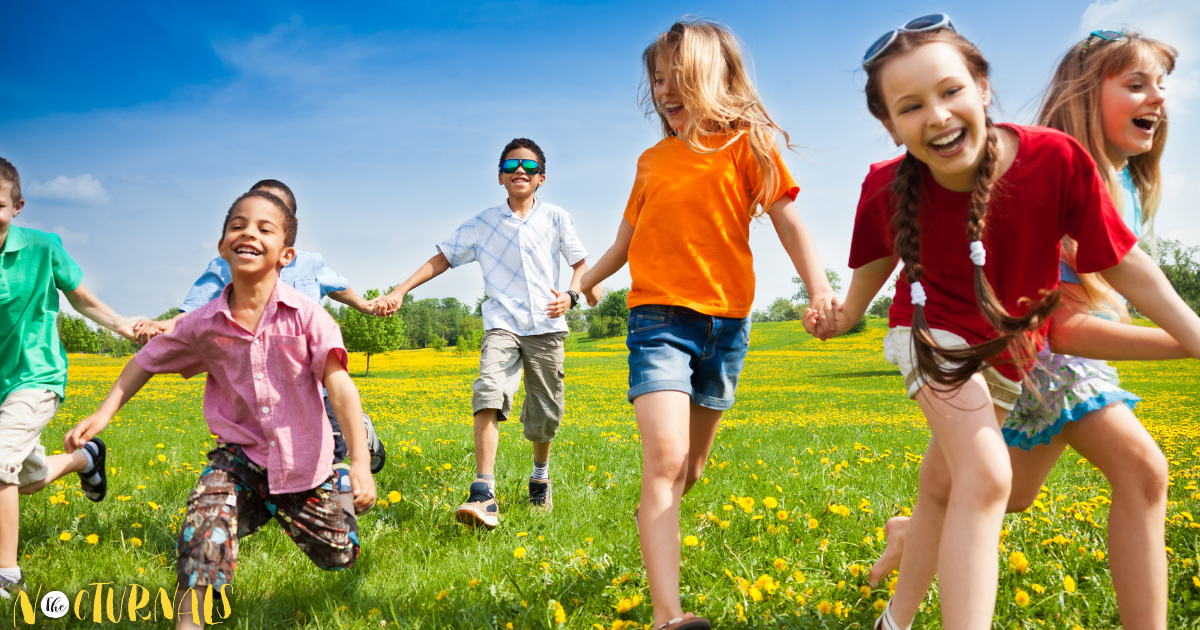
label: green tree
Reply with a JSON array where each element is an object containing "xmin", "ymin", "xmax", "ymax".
[
  {"xmin": 1153, "ymin": 238, "xmax": 1200, "ymax": 314},
  {"xmin": 867, "ymin": 296, "xmax": 893, "ymax": 319},
  {"xmin": 456, "ymin": 315, "xmax": 485, "ymax": 356},
  {"xmin": 792, "ymin": 269, "xmax": 843, "ymax": 303},
  {"xmin": 752, "ymin": 297, "xmax": 802, "ymax": 323},
  {"xmin": 155, "ymin": 307, "xmax": 181, "ymax": 321},
  {"xmin": 341, "ymin": 289, "xmax": 405, "ymax": 376},
  {"xmin": 586, "ymin": 288, "xmax": 630, "ymax": 339},
  {"xmin": 57, "ymin": 313, "xmax": 100, "ymax": 354}
]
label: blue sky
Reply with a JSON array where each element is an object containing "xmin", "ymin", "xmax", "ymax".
[{"xmin": 4, "ymin": 0, "xmax": 1198, "ymax": 319}]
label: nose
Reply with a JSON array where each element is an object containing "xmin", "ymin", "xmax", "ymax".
[
  {"xmin": 927, "ymin": 102, "xmax": 952, "ymax": 128},
  {"xmin": 1147, "ymin": 82, "xmax": 1166, "ymax": 105}
]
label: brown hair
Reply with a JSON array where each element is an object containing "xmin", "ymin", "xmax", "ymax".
[
  {"xmin": 1038, "ymin": 31, "xmax": 1176, "ymax": 322},
  {"xmin": 250, "ymin": 179, "xmax": 297, "ymax": 213},
  {"xmin": 864, "ymin": 29, "xmax": 1059, "ymax": 388},
  {"xmin": 0, "ymin": 157, "xmax": 22, "ymax": 204},
  {"xmin": 641, "ymin": 18, "xmax": 790, "ymax": 216},
  {"xmin": 222, "ymin": 190, "xmax": 298, "ymax": 247}
]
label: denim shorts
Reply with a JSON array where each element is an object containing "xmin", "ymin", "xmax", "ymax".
[{"xmin": 626, "ymin": 305, "xmax": 751, "ymax": 410}]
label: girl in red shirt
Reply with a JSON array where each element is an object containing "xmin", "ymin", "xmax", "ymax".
[
  {"xmin": 581, "ymin": 18, "xmax": 835, "ymax": 630},
  {"xmin": 806, "ymin": 17, "xmax": 1200, "ymax": 630},
  {"xmin": 865, "ymin": 31, "xmax": 1186, "ymax": 630}
]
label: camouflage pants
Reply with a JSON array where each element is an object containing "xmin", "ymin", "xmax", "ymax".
[{"xmin": 176, "ymin": 444, "xmax": 360, "ymax": 589}]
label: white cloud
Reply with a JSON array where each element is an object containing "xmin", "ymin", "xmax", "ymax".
[
  {"xmin": 11, "ymin": 219, "xmax": 90, "ymax": 245},
  {"xmin": 26, "ymin": 174, "xmax": 111, "ymax": 204}
]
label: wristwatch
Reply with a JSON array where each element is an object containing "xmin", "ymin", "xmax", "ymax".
[{"xmin": 566, "ymin": 290, "xmax": 580, "ymax": 309}]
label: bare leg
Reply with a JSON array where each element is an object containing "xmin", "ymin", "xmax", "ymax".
[
  {"xmin": 0, "ymin": 484, "xmax": 17, "ymax": 569},
  {"xmin": 473, "ymin": 409, "xmax": 500, "ymax": 477},
  {"xmin": 1061, "ymin": 404, "xmax": 1168, "ymax": 630},
  {"xmin": 681, "ymin": 404, "xmax": 722, "ymax": 497},
  {"xmin": 634, "ymin": 391, "xmax": 693, "ymax": 627},
  {"xmin": 18, "ymin": 452, "xmax": 90, "ymax": 495},
  {"xmin": 174, "ymin": 583, "xmax": 207, "ymax": 630},
  {"xmin": 887, "ymin": 441, "xmax": 950, "ymax": 623},
  {"xmin": 870, "ymin": 436, "xmax": 1067, "ymax": 587},
  {"xmin": 531, "ymin": 441, "xmax": 551, "ymax": 465}
]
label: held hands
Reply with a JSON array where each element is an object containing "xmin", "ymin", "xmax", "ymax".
[
  {"xmin": 349, "ymin": 461, "xmax": 377, "ymax": 514},
  {"xmin": 579, "ymin": 272, "xmax": 602, "ymax": 307},
  {"xmin": 63, "ymin": 414, "xmax": 112, "ymax": 454},
  {"xmin": 367, "ymin": 290, "xmax": 406, "ymax": 317},
  {"xmin": 130, "ymin": 318, "xmax": 173, "ymax": 345},
  {"xmin": 546, "ymin": 289, "xmax": 572, "ymax": 318},
  {"xmin": 803, "ymin": 293, "xmax": 843, "ymax": 341}
]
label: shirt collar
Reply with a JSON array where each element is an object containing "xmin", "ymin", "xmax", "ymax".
[
  {"xmin": 1, "ymin": 226, "xmax": 28, "ymax": 254},
  {"xmin": 499, "ymin": 197, "xmax": 541, "ymax": 219},
  {"xmin": 204, "ymin": 277, "xmax": 298, "ymax": 324}
]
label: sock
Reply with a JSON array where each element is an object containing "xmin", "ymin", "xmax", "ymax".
[
  {"xmin": 475, "ymin": 473, "xmax": 495, "ymax": 493},
  {"xmin": 0, "ymin": 567, "xmax": 21, "ymax": 584},
  {"xmin": 531, "ymin": 460, "xmax": 549, "ymax": 480},
  {"xmin": 80, "ymin": 445, "xmax": 101, "ymax": 486},
  {"xmin": 334, "ymin": 467, "xmax": 352, "ymax": 493}
]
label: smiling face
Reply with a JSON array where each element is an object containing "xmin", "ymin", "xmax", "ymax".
[
  {"xmin": 1100, "ymin": 54, "xmax": 1167, "ymax": 168},
  {"xmin": 498, "ymin": 147, "xmax": 544, "ymax": 197},
  {"xmin": 217, "ymin": 196, "xmax": 295, "ymax": 277},
  {"xmin": 878, "ymin": 42, "xmax": 992, "ymax": 191},
  {"xmin": 653, "ymin": 47, "xmax": 689, "ymax": 133}
]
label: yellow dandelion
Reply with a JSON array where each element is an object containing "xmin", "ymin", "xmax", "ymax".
[
  {"xmin": 435, "ymin": 589, "xmax": 447, "ymax": 601},
  {"xmin": 773, "ymin": 557, "xmax": 787, "ymax": 571},
  {"xmin": 86, "ymin": 534, "xmax": 98, "ymax": 545},
  {"xmin": 683, "ymin": 535, "xmax": 699, "ymax": 547},
  {"xmin": 1015, "ymin": 589, "xmax": 1030, "ymax": 606},
  {"xmin": 749, "ymin": 587, "xmax": 762, "ymax": 602},
  {"xmin": 849, "ymin": 564, "xmax": 862, "ymax": 577},
  {"xmin": 763, "ymin": 497, "xmax": 778, "ymax": 509},
  {"xmin": 155, "ymin": 443, "xmax": 164, "ymax": 448},
  {"xmin": 719, "ymin": 520, "xmax": 730, "ymax": 529},
  {"xmin": 59, "ymin": 532, "xmax": 71, "ymax": 542},
  {"xmin": 157, "ymin": 454, "xmax": 166, "ymax": 462},
  {"xmin": 552, "ymin": 600, "xmax": 565, "ymax": 624},
  {"xmin": 442, "ymin": 463, "xmax": 452, "ymax": 470},
  {"xmin": 1064, "ymin": 575, "xmax": 1076, "ymax": 593},
  {"xmin": 388, "ymin": 491, "xmax": 401, "ymax": 503},
  {"xmin": 147, "ymin": 502, "xmax": 159, "ymax": 510},
  {"xmin": 1031, "ymin": 583, "xmax": 1046, "ymax": 594},
  {"xmin": 130, "ymin": 537, "xmax": 142, "ymax": 548},
  {"xmin": 817, "ymin": 600, "xmax": 832, "ymax": 614},
  {"xmin": 873, "ymin": 598, "xmax": 886, "ymax": 612},
  {"xmin": 776, "ymin": 510, "xmax": 788, "ymax": 521},
  {"xmin": 513, "ymin": 547, "xmax": 527, "ymax": 559}
]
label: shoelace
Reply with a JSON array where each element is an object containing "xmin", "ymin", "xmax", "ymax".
[
  {"xmin": 530, "ymin": 485, "xmax": 548, "ymax": 501},
  {"xmin": 468, "ymin": 489, "xmax": 494, "ymax": 503}
]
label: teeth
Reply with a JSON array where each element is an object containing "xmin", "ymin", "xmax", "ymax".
[{"xmin": 931, "ymin": 129, "xmax": 964, "ymax": 147}]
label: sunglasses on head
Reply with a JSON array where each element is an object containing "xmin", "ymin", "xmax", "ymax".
[
  {"xmin": 500, "ymin": 159, "xmax": 543, "ymax": 175},
  {"xmin": 1079, "ymin": 30, "xmax": 1125, "ymax": 68},
  {"xmin": 862, "ymin": 14, "xmax": 956, "ymax": 69}
]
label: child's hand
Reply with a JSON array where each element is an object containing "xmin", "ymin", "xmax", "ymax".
[
  {"xmin": 131, "ymin": 318, "xmax": 171, "ymax": 345},
  {"xmin": 115, "ymin": 317, "xmax": 141, "ymax": 342},
  {"xmin": 63, "ymin": 414, "xmax": 111, "ymax": 453},
  {"xmin": 808, "ymin": 294, "xmax": 841, "ymax": 337},
  {"xmin": 546, "ymin": 289, "xmax": 571, "ymax": 318},
  {"xmin": 369, "ymin": 291, "xmax": 405, "ymax": 317},
  {"xmin": 579, "ymin": 273, "xmax": 602, "ymax": 307},
  {"xmin": 349, "ymin": 461, "xmax": 377, "ymax": 514}
]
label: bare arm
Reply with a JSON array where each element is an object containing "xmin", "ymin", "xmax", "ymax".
[
  {"xmin": 1099, "ymin": 246, "xmax": 1200, "ymax": 358},
  {"xmin": 807, "ymin": 255, "xmax": 897, "ymax": 340},
  {"xmin": 1047, "ymin": 280, "xmax": 1189, "ymax": 360},
  {"xmin": 131, "ymin": 311, "xmax": 186, "ymax": 345},
  {"xmin": 324, "ymin": 354, "xmax": 376, "ymax": 513},
  {"xmin": 327, "ymin": 288, "xmax": 372, "ymax": 314},
  {"xmin": 579, "ymin": 219, "xmax": 634, "ymax": 306},
  {"xmin": 768, "ymin": 198, "xmax": 838, "ymax": 330},
  {"xmin": 374, "ymin": 253, "xmax": 452, "ymax": 316},
  {"xmin": 64, "ymin": 285, "xmax": 138, "ymax": 341},
  {"xmin": 63, "ymin": 359, "xmax": 154, "ymax": 452},
  {"xmin": 547, "ymin": 259, "xmax": 590, "ymax": 318}
]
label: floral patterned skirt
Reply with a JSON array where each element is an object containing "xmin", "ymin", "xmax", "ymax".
[{"xmin": 1002, "ymin": 349, "xmax": 1140, "ymax": 451}]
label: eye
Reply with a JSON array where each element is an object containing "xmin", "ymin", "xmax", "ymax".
[
  {"xmin": 1129, "ymin": 83, "xmax": 1144, "ymax": 91},
  {"xmin": 944, "ymin": 86, "xmax": 962, "ymax": 98},
  {"xmin": 899, "ymin": 103, "xmax": 920, "ymax": 115}
]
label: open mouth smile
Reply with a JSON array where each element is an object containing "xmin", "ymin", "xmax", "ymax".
[
  {"xmin": 235, "ymin": 245, "xmax": 262, "ymax": 259},
  {"xmin": 661, "ymin": 102, "xmax": 684, "ymax": 116},
  {"xmin": 1132, "ymin": 113, "xmax": 1159, "ymax": 132},
  {"xmin": 928, "ymin": 128, "xmax": 967, "ymax": 155}
]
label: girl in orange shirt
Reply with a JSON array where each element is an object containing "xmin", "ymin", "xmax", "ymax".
[{"xmin": 580, "ymin": 18, "xmax": 836, "ymax": 630}]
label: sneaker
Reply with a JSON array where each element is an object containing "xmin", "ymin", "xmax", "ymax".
[
  {"xmin": 79, "ymin": 438, "xmax": 107, "ymax": 502},
  {"xmin": 455, "ymin": 481, "xmax": 499, "ymax": 529},
  {"xmin": 528, "ymin": 478, "xmax": 553, "ymax": 512},
  {"xmin": 0, "ymin": 574, "xmax": 27, "ymax": 600},
  {"xmin": 332, "ymin": 463, "xmax": 352, "ymax": 494},
  {"xmin": 363, "ymin": 413, "xmax": 386, "ymax": 474}
]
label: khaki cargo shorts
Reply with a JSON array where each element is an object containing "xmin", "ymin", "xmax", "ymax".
[
  {"xmin": 0, "ymin": 389, "xmax": 61, "ymax": 486},
  {"xmin": 472, "ymin": 329, "xmax": 567, "ymax": 443},
  {"xmin": 884, "ymin": 326, "xmax": 1022, "ymax": 411}
]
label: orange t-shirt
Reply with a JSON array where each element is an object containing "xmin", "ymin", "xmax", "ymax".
[{"xmin": 622, "ymin": 133, "xmax": 799, "ymax": 318}]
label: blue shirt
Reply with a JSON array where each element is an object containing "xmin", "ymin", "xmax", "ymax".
[
  {"xmin": 1060, "ymin": 167, "xmax": 1142, "ymax": 315},
  {"xmin": 437, "ymin": 198, "xmax": 587, "ymax": 336},
  {"xmin": 180, "ymin": 251, "xmax": 350, "ymax": 312}
]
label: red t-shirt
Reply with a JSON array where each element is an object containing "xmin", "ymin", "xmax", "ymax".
[{"xmin": 848, "ymin": 124, "xmax": 1137, "ymax": 380}]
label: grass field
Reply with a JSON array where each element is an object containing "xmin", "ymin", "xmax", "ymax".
[{"xmin": 10, "ymin": 320, "xmax": 1200, "ymax": 628}]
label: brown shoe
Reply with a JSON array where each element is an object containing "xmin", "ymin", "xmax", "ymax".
[
  {"xmin": 455, "ymin": 481, "xmax": 499, "ymax": 529},
  {"xmin": 658, "ymin": 615, "xmax": 710, "ymax": 630},
  {"xmin": 529, "ymin": 477, "xmax": 553, "ymax": 512}
]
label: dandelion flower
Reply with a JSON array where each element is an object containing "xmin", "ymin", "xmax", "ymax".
[
  {"xmin": 442, "ymin": 463, "xmax": 452, "ymax": 470},
  {"xmin": 130, "ymin": 538, "xmax": 142, "ymax": 548},
  {"xmin": 388, "ymin": 491, "xmax": 401, "ymax": 503},
  {"xmin": 683, "ymin": 535, "xmax": 698, "ymax": 547},
  {"xmin": 147, "ymin": 502, "xmax": 160, "ymax": 510},
  {"xmin": 1014, "ymin": 589, "xmax": 1030, "ymax": 606},
  {"xmin": 86, "ymin": 534, "xmax": 98, "ymax": 545},
  {"xmin": 749, "ymin": 587, "xmax": 762, "ymax": 602},
  {"xmin": 807, "ymin": 518, "xmax": 818, "ymax": 529},
  {"xmin": 59, "ymin": 532, "xmax": 71, "ymax": 542},
  {"xmin": 776, "ymin": 510, "xmax": 788, "ymax": 521},
  {"xmin": 513, "ymin": 547, "xmax": 527, "ymax": 559},
  {"xmin": 773, "ymin": 558, "xmax": 787, "ymax": 571},
  {"xmin": 552, "ymin": 600, "xmax": 565, "ymax": 624},
  {"xmin": 817, "ymin": 600, "xmax": 832, "ymax": 614},
  {"xmin": 155, "ymin": 443, "xmax": 164, "ymax": 449},
  {"xmin": 719, "ymin": 520, "xmax": 729, "ymax": 529},
  {"xmin": 763, "ymin": 497, "xmax": 778, "ymax": 509},
  {"xmin": 157, "ymin": 454, "xmax": 166, "ymax": 462},
  {"xmin": 1063, "ymin": 575, "xmax": 1075, "ymax": 593}
]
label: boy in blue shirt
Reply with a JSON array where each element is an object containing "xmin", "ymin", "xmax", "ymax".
[{"xmin": 131, "ymin": 180, "xmax": 387, "ymax": 475}]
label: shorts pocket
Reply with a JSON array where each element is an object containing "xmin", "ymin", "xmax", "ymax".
[{"xmin": 628, "ymin": 309, "xmax": 670, "ymax": 334}]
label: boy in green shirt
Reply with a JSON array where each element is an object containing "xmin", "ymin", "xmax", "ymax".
[{"xmin": 0, "ymin": 157, "xmax": 138, "ymax": 597}]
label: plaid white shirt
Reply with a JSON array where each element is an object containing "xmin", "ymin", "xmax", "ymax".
[{"xmin": 437, "ymin": 198, "xmax": 587, "ymax": 336}]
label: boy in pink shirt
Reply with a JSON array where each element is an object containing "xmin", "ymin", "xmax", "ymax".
[{"xmin": 65, "ymin": 191, "xmax": 375, "ymax": 628}]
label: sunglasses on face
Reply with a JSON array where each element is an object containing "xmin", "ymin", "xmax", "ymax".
[
  {"xmin": 500, "ymin": 159, "xmax": 543, "ymax": 175},
  {"xmin": 862, "ymin": 14, "xmax": 956, "ymax": 69},
  {"xmin": 1079, "ymin": 30, "xmax": 1125, "ymax": 68}
]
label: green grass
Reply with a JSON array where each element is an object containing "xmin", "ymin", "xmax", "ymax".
[{"xmin": 10, "ymin": 320, "xmax": 1200, "ymax": 628}]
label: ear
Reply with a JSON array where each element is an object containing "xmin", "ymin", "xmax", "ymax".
[
  {"xmin": 11, "ymin": 198, "xmax": 23, "ymax": 217},
  {"xmin": 881, "ymin": 119, "xmax": 903, "ymax": 147},
  {"xmin": 498, "ymin": 171, "xmax": 504, "ymax": 186},
  {"xmin": 278, "ymin": 246, "xmax": 297, "ymax": 270},
  {"xmin": 977, "ymin": 76, "xmax": 992, "ymax": 108}
]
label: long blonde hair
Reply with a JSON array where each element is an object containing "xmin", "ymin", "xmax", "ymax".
[
  {"xmin": 1037, "ymin": 31, "xmax": 1176, "ymax": 321},
  {"xmin": 641, "ymin": 18, "xmax": 790, "ymax": 216}
]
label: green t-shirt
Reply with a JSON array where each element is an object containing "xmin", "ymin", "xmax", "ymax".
[{"xmin": 0, "ymin": 226, "xmax": 83, "ymax": 402}]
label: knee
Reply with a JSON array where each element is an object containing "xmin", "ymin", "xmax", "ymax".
[
  {"xmin": 918, "ymin": 461, "xmax": 952, "ymax": 507},
  {"xmin": 965, "ymin": 461, "xmax": 1012, "ymax": 507},
  {"xmin": 1116, "ymin": 448, "xmax": 1169, "ymax": 507},
  {"xmin": 1006, "ymin": 485, "xmax": 1039, "ymax": 513},
  {"xmin": 643, "ymin": 449, "xmax": 688, "ymax": 484}
]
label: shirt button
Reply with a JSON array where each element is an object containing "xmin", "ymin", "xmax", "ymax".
[
  {"xmin": 270, "ymin": 441, "xmax": 276, "ymax": 448},
  {"xmin": 256, "ymin": 373, "xmax": 264, "ymax": 380},
  {"xmin": 261, "ymin": 407, "xmax": 269, "ymax": 414}
]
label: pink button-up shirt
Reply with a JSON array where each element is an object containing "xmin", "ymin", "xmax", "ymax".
[{"xmin": 136, "ymin": 281, "xmax": 348, "ymax": 494}]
